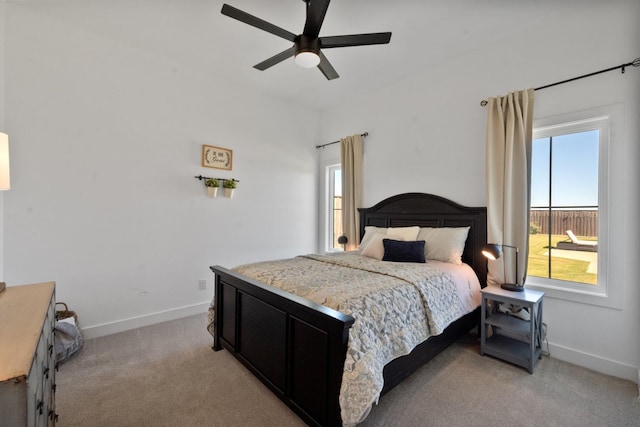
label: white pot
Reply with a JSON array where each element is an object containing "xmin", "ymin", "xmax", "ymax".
[
  {"xmin": 224, "ymin": 188, "xmax": 234, "ymax": 198},
  {"xmin": 207, "ymin": 187, "xmax": 218, "ymax": 198}
]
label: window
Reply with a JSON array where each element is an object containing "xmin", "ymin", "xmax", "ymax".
[
  {"xmin": 327, "ymin": 164, "xmax": 343, "ymax": 251},
  {"xmin": 528, "ymin": 115, "xmax": 608, "ymax": 296}
]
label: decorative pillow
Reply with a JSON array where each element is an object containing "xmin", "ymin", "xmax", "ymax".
[
  {"xmin": 416, "ymin": 227, "xmax": 470, "ymax": 265},
  {"xmin": 386, "ymin": 226, "xmax": 420, "ymax": 241},
  {"xmin": 382, "ymin": 239, "xmax": 426, "ymax": 263},
  {"xmin": 360, "ymin": 233, "xmax": 387, "ymax": 260},
  {"xmin": 358, "ymin": 226, "xmax": 387, "ymax": 249}
]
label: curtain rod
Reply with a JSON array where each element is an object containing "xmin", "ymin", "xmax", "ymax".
[
  {"xmin": 315, "ymin": 132, "xmax": 368, "ymax": 149},
  {"xmin": 480, "ymin": 57, "xmax": 640, "ymax": 106}
]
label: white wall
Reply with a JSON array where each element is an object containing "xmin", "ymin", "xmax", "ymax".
[
  {"xmin": 320, "ymin": 3, "xmax": 640, "ymax": 382},
  {"xmin": 0, "ymin": 3, "xmax": 5, "ymax": 281},
  {"xmin": 0, "ymin": 2, "xmax": 4, "ymax": 129},
  {"xmin": 2, "ymin": 2, "xmax": 319, "ymax": 337}
]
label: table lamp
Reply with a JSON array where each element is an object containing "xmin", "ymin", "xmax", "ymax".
[
  {"xmin": 337, "ymin": 235, "xmax": 348, "ymax": 251},
  {"xmin": 482, "ymin": 243, "xmax": 523, "ymax": 291}
]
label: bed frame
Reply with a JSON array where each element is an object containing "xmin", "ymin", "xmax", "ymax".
[{"xmin": 211, "ymin": 193, "xmax": 487, "ymax": 426}]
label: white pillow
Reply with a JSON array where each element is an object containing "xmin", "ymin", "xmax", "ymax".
[
  {"xmin": 361, "ymin": 234, "xmax": 387, "ymax": 260},
  {"xmin": 417, "ymin": 227, "xmax": 470, "ymax": 265},
  {"xmin": 386, "ymin": 226, "xmax": 420, "ymax": 241},
  {"xmin": 359, "ymin": 226, "xmax": 387, "ymax": 249}
]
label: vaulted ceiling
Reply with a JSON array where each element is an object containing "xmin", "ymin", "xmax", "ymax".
[
  {"xmin": 3, "ymin": 0, "xmax": 589, "ymax": 110},
  {"xmin": 207, "ymin": 0, "xmax": 582, "ymax": 109}
]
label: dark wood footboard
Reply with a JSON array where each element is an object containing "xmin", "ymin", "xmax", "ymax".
[{"xmin": 211, "ymin": 265, "xmax": 355, "ymax": 427}]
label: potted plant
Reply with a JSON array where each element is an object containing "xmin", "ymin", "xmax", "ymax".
[
  {"xmin": 223, "ymin": 178, "xmax": 237, "ymax": 198},
  {"xmin": 204, "ymin": 178, "xmax": 219, "ymax": 198}
]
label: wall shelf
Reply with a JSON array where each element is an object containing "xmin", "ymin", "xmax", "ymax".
[{"xmin": 194, "ymin": 175, "xmax": 239, "ymax": 184}]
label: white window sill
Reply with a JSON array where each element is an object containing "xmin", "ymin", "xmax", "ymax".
[{"xmin": 525, "ymin": 278, "xmax": 621, "ymax": 310}]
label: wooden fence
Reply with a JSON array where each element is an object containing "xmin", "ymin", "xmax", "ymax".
[
  {"xmin": 530, "ymin": 209, "xmax": 598, "ymax": 237},
  {"xmin": 333, "ymin": 196, "xmax": 343, "ymax": 247},
  {"xmin": 335, "ymin": 199, "xmax": 597, "ymax": 241}
]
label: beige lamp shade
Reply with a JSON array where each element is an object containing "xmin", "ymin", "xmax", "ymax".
[{"xmin": 0, "ymin": 133, "xmax": 10, "ymax": 190}]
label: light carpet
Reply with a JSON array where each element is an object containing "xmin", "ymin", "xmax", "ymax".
[{"xmin": 56, "ymin": 314, "xmax": 640, "ymax": 426}]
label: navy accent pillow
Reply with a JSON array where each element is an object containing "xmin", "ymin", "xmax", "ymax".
[{"xmin": 382, "ymin": 239, "xmax": 426, "ymax": 263}]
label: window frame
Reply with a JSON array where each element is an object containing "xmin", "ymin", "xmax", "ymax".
[
  {"xmin": 525, "ymin": 107, "xmax": 617, "ymax": 308},
  {"xmin": 326, "ymin": 163, "xmax": 342, "ymax": 252}
]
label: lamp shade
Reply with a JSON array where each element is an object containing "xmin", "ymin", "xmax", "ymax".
[
  {"xmin": 481, "ymin": 243, "xmax": 502, "ymax": 260},
  {"xmin": 0, "ymin": 133, "xmax": 10, "ymax": 190}
]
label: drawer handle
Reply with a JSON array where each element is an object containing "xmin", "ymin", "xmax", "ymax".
[
  {"xmin": 44, "ymin": 367, "xmax": 50, "ymax": 379},
  {"xmin": 52, "ymin": 383, "xmax": 57, "ymax": 393},
  {"xmin": 49, "ymin": 410, "xmax": 59, "ymax": 422},
  {"xmin": 37, "ymin": 400, "xmax": 44, "ymax": 414},
  {"xmin": 49, "ymin": 344, "xmax": 54, "ymax": 357}
]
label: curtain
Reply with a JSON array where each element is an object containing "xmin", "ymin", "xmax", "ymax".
[
  {"xmin": 485, "ymin": 89, "xmax": 534, "ymax": 287},
  {"xmin": 340, "ymin": 134, "xmax": 364, "ymax": 251}
]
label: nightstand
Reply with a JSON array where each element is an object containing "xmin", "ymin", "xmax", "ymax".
[{"xmin": 480, "ymin": 286, "xmax": 544, "ymax": 374}]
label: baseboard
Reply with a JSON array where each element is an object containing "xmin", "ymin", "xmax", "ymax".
[
  {"xmin": 82, "ymin": 302, "xmax": 210, "ymax": 339},
  {"xmin": 548, "ymin": 341, "xmax": 639, "ymax": 384}
]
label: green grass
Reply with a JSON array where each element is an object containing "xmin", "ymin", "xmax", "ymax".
[{"xmin": 528, "ymin": 234, "xmax": 597, "ymax": 285}]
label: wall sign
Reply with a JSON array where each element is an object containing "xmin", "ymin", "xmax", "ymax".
[{"xmin": 202, "ymin": 145, "xmax": 233, "ymax": 171}]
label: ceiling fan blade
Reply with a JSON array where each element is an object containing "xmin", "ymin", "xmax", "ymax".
[
  {"xmin": 317, "ymin": 51, "xmax": 339, "ymax": 80},
  {"xmin": 320, "ymin": 32, "xmax": 392, "ymax": 49},
  {"xmin": 254, "ymin": 46, "xmax": 296, "ymax": 71},
  {"xmin": 221, "ymin": 4, "xmax": 297, "ymax": 42},
  {"xmin": 303, "ymin": 0, "xmax": 330, "ymax": 38}
]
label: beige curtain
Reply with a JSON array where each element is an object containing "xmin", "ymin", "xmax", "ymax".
[
  {"xmin": 485, "ymin": 89, "xmax": 534, "ymax": 287},
  {"xmin": 340, "ymin": 134, "xmax": 364, "ymax": 250}
]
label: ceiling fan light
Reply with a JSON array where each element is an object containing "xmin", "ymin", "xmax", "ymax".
[{"xmin": 295, "ymin": 51, "xmax": 320, "ymax": 68}]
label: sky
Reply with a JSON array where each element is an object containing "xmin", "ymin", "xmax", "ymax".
[
  {"xmin": 334, "ymin": 169, "xmax": 342, "ymax": 197},
  {"xmin": 530, "ymin": 130, "xmax": 599, "ymax": 208}
]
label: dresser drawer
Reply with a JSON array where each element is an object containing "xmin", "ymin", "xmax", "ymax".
[{"xmin": 0, "ymin": 282, "xmax": 57, "ymax": 426}]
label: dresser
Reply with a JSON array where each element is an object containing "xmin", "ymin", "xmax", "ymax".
[{"xmin": 0, "ymin": 282, "xmax": 58, "ymax": 426}]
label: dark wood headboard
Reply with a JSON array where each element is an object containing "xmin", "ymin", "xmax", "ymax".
[{"xmin": 358, "ymin": 193, "xmax": 488, "ymax": 288}]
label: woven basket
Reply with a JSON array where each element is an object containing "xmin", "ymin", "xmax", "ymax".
[{"xmin": 56, "ymin": 302, "xmax": 79, "ymax": 324}]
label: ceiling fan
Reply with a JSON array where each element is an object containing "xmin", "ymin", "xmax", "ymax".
[{"xmin": 221, "ymin": 0, "xmax": 392, "ymax": 80}]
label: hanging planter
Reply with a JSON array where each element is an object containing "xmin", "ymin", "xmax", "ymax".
[
  {"xmin": 204, "ymin": 178, "xmax": 219, "ymax": 198},
  {"xmin": 223, "ymin": 179, "xmax": 237, "ymax": 198}
]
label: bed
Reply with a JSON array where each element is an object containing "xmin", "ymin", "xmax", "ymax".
[{"xmin": 208, "ymin": 193, "xmax": 487, "ymax": 426}]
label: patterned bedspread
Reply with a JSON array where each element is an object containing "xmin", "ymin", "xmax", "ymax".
[{"xmin": 207, "ymin": 253, "xmax": 480, "ymax": 426}]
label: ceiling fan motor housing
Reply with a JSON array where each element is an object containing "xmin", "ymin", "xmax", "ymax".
[{"xmin": 296, "ymin": 34, "xmax": 320, "ymax": 56}]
